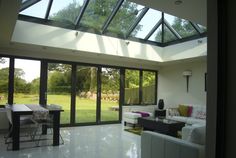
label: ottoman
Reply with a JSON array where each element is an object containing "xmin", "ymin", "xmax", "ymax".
[{"xmin": 123, "ymin": 111, "xmax": 153, "ymax": 127}]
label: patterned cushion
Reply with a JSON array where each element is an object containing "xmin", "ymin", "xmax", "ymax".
[
  {"xmin": 191, "ymin": 105, "xmax": 206, "ymax": 119},
  {"xmin": 167, "ymin": 108, "xmax": 180, "ymax": 116}
]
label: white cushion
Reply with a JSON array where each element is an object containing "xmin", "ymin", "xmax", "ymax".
[
  {"xmin": 191, "ymin": 105, "xmax": 206, "ymax": 119},
  {"xmin": 187, "ymin": 126, "xmax": 206, "ymax": 145},
  {"xmin": 124, "ymin": 112, "xmax": 142, "ymax": 119}
]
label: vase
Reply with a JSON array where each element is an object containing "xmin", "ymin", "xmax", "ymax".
[{"xmin": 158, "ymin": 99, "xmax": 164, "ymax": 110}]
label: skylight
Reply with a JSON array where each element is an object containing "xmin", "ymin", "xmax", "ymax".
[
  {"xmin": 18, "ymin": 0, "xmax": 207, "ymax": 47},
  {"xmin": 164, "ymin": 13, "xmax": 198, "ymax": 38},
  {"xmin": 20, "ymin": 0, "xmax": 49, "ymax": 19},
  {"xmin": 106, "ymin": 0, "xmax": 145, "ymax": 37},
  {"xmin": 49, "ymin": 0, "xmax": 85, "ymax": 24},
  {"xmin": 79, "ymin": 0, "xmax": 118, "ymax": 30},
  {"xmin": 131, "ymin": 9, "xmax": 162, "ymax": 39}
]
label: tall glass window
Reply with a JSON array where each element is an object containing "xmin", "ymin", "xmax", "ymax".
[
  {"xmin": 101, "ymin": 67, "xmax": 120, "ymax": 121},
  {"xmin": 0, "ymin": 57, "xmax": 9, "ymax": 104},
  {"xmin": 76, "ymin": 66, "xmax": 97, "ymax": 123},
  {"xmin": 124, "ymin": 69, "xmax": 140, "ymax": 104},
  {"xmin": 47, "ymin": 63, "xmax": 72, "ymax": 124},
  {"xmin": 142, "ymin": 71, "xmax": 156, "ymax": 104},
  {"xmin": 14, "ymin": 59, "xmax": 40, "ymax": 104}
]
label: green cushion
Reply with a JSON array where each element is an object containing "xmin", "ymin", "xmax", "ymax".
[{"xmin": 178, "ymin": 105, "xmax": 189, "ymax": 116}]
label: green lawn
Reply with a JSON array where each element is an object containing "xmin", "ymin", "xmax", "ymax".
[{"xmin": 1, "ymin": 93, "xmax": 119, "ymax": 124}]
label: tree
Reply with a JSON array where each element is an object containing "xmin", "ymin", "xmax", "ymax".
[
  {"xmin": 0, "ymin": 68, "xmax": 9, "ymax": 93},
  {"xmin": 0, "ymin": 57, "xmax": 6, "ymax": 64},
  {"xmin": 50, "ymin": 1, "xmax": 83, "ymax": 24},
  {"xmin": 49, "ymin": 0, "xmax": 142, "ymax": 36}
]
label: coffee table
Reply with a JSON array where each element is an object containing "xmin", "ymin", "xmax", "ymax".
[{"xmin": 138, "ymin": 117, "xmax": 185, "ymax": 137}]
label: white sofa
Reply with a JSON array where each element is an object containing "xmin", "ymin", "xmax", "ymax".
[
  {"xmin": 141, "ymin": 130, "xmax": 205, "ymax": 158},
  {"xmin": 166, "ymin": 105, "xmax": 206, "ymax": 125}
]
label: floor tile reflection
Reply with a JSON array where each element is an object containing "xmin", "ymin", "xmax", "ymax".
[{"xmin": 0, "ymin": 124, "xmax": 141, "ymax": 158}]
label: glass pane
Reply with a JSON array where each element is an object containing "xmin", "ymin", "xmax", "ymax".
[
  {"xmin": 76, "ymin": 66, "xmax": 97, "ymax": 123},
  {"xmin": 101, "ymin": 68, "xmax": 120, "ymax": 121},
  {"xmin": 164, "ymin": 24, "xmax": 178, "ymax": 43},
  {"xmin": 20, "ymin": 0, "xmax": 49, "ymax": 18},
  {"xmin": 107, "ymin": 0, "xmax": 145, "ymax": 36},
  {"xmin": 22, "ymin": 0, "xmax": 29, "ymax": 3},
  {"xmin": 80, "ymin": 0, "xmax": 118, "ymax": 30},
  {"xmin": 14, "ymin": 59, "xmax": 40, "ymax": 104},
  {"xmin": 125, "ymin": 69, "xmax": 139, "ymax": 104},
  {"xmin": 0, "ymin": 57, "xmax": 9, "ymax": 105},
  {"xmin": 164, "ymin": 13, "xmax": 198, "ymax": 38},
  {"xmin": 47, "ymin": 63, "xmax": 71, "ymax": 124},
  {"xmin": 148, "ymin": 24, "xmax": 162, "ymax": 43},
  {"xmin": 49, "ymin": 0, "xmax": 85, "ymax": 24},
  {"xmin": 142, "ymin": 71, "xmax": 156, "ymax": 104},
  {"xmin": 197, "ymin": 24, "xmax": 207, "ymax": 33},
  {"xmin": 131, "ymin": 9, "xmax": 162, "ymax": 39}
]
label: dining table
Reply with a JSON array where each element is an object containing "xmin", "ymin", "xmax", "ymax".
[{"xmin": 11, "ymin": 104, "xmax": 63, "ymax": 150}]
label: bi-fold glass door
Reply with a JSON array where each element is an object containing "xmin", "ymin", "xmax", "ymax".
[
  {"xmin": 100, "ymin": 67, "xmax": 120, "ymax": 122},
  {"xmin": 45, "ymin": 62, "xmax": 121, "ymax": 125},
  {"xmin": 75, "ymin": 66, "xmax": 97, "ymax": 124}
]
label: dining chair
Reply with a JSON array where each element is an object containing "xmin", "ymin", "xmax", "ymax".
[
  {"xmin": 31, "ymin": 104, "xmax": 64, "ymax": 146},
  {"xmin": 4, "ymin": 104, "xmax": 38, "ymax": 150}
]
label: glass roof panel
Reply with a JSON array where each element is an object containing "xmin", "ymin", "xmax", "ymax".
[
  {"xmin": 22, "ymin": 0, "xmax": 29, "ymax": 3},
  {"xmin": 20, "ymin": 0, "xmax": 49, "ymax": 19},
  {"xmin": 197, "ymin": 24, "xmax": 207, "ymax": 33},
  {"xmin": 164, "ymin": 13, "xmax": 198, "ymax": 38},
  {"xmin": 49, "ymin": 0, "xmax": 85, "ymax": 24},
  {"xmin": 148, "ymin": 24, "xmax": 162, "ymax": 43},
  {"xmin": 79, "ymin": 0, "xmax": 118, "ymax": 30},
  {"xmin": 131, "ymin": 9, "xmax": 162, "ymax": 39},
  {"xmin": 106, "ymin": 0, "xmax": 145, "ymax": 37},
  {"xmin": 163, "ymin": 24, "xmax": 178, "ymax": 43}
]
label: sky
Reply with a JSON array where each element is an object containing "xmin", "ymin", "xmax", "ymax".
[{"xmin": 0, "ymin": 58, "xmax": 40, "ymax": 83}]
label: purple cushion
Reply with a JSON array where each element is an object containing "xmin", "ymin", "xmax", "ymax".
[{"xmin": 132, "ymin": 111, "xmax": 150, "ymax": 117}]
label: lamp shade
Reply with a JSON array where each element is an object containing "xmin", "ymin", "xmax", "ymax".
[{"xmin": 158, "ymin": 99, "xmax": 164, "ymax": 110}]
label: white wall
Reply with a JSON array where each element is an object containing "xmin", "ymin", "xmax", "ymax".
[
  {"xmin": 162, "ymin": 37, "xmax": 207, "ymax": 61},
  {"xmin": 158, "ymin": 60, "xmax": 206, "ymax": 108}
]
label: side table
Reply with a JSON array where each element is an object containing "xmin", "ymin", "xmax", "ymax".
[{"xmin": 155, "ymin": 109, "xmax": 166, "ymax": 118}]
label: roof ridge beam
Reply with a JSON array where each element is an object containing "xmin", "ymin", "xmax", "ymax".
[
  {"xmin": 75, "ymin": 0, "xmax": 90, "ymax": 29},
  {"xmin": 163, "ymin": 19, "xmax": 182, "ymax": 39},
  {"xmin": 144, "ymin": 19, "xmax": 162, "ymax": 40},
  {"xmin": 45, "ymin": 0, "xmax": 53, "ymax": 19},
  {"xmin": 125, "ymin": 7, "xmax": 149, "ymax": 38},
  {"xmin": 101, "ymin": 0, "xmax": 124, "ymax": 34},
  {"xmin": 189, "ymin": 21, "xmax": 202, "ymax": 34}
]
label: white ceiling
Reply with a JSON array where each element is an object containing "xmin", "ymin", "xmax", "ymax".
[{"xmin": 130, "ymin": 0, "xmax": 206, "ymax": 26}]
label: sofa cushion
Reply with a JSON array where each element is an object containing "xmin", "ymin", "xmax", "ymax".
[
  {"xmin": 167, "ymin": 108, "xmax": 180, "ymax": 116},
  {"xmin": 188, "ymin": 126, "xmax": 206, "ymax": 145},
  {"xmin": 191, "ymin": 105, "xmax": 206, "ymax": 119},
  {"xmin": 168, "ymin": 116, "xmax": 206, "ymax": 125},
  {"xmin": 178, "ymin": 105, "xmax": 189, "ymax": 116}
]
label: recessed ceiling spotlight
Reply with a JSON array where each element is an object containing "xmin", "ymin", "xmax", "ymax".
[{"xmin": 174, "ymin": 0, "xmax": 183, "ymax": 5}]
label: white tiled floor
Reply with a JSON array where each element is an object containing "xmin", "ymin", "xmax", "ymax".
[{"xmin": 0, "ymin": 124, "xmax": 141, "ymax": 158}]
